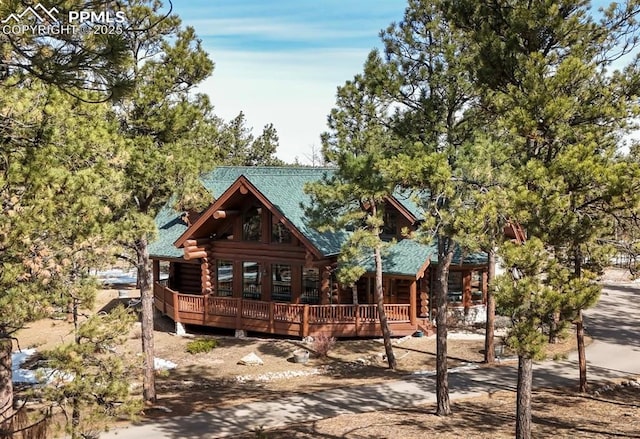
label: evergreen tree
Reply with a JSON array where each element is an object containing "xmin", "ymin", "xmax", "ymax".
[
  {"xmin": 42, "ymin": 306, "xmax": 139, "ymax": 439},
  {"xmin": 0, "ymin": 0, "xmax": 135, "ymax": 100},
  {"xmin": 218, "ymin": 112, "xmax": 284, "ymax": 166},
  {"xmin": 0, "ymin": 82, "xmax": 128, "ymax": 435},
  {"xmin": 306, "ymin": 65, "xmax": 399, "ymax": 369},
  {"xmin": 447, "ymin": 0, "xmax": 640, "ymax": 435},
  {"xmin": 374, "ymin": 0, "xmax": 481, "ymax": 415},
  {"xmin": 494, "ymin": 239, "xmax": 599, "ymax": 439},
  {"xmin": 113, "ymin": 0, "xmax": 217, "ymax": 403}
]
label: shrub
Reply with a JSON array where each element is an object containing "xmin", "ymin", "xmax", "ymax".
[
  {"xmin": 186, "ymin": 338, "xmax": 218, "ymax": 354},
  {"xmin": 312, "ymin": 334, "xmax": 336, "ymax": 357}
]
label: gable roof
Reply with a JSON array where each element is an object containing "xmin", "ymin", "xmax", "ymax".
[
  {"xmin": 173, "ymin": 171, "xmax": 346, "ymax": 258},
  {"xmin": 151, "ymin": 167, "xmax": 344, "ymax": 258},
  {"xmin": 149, "ymin": 166, "xmax": 433, "ymax": 260}
]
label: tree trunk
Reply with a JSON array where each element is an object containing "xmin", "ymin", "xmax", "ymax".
[
  {"xmin": 549, "ymin": 312, "xmax": 560, "ymax": 344},
  {"xmin": 71, "ymin": 398, "xmax": 80, "ymax": 439},
  {"xmin": 352, "ymin": 283, "xmax": 358, "ymax": 305},
  {"xmin": 435, "ymin": 236, "xmax": 454, "ymax": 416},
  {"xmin": 484, "ymin": 247, "xmax": 496, "ymax": 364},
  {"xmin": 136, "ymin": 237, "xmax": 156, "ymax": 403},
  {"xmin": 516, "ymin": 355, "xmax": 533, "ymax": 439},
  {"xmin": 371, "ymin": 207, "xmax": 397, "ymax": 369},
  {"xmin": 0, "ymin": 338, "xmax": 13, "ymax": 433},
  {"xmin": 577, "ymin": 312, "xmax": 587, "ymax": 392},
  {"xmin": 575, "ymin": 248, "xmax": 587, "ymax": 392}
]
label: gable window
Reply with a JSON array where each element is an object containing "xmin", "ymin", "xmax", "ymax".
[
  {"xmin": 216, "ymin": 260, "xmax": 233, "ymax": 297},
  {"xmin": 381, "ymin": 210, "xmax": 397, "ymax": 241},
  {"xmin": 272, "ymin": 263, "xmax": 292, "ymax": 302},
  {"xmin": 243, "ymin": 206, "xmax": 262, "ymax": 241},
  {"xmin": 271, "ymin": 218, "xmax": 292, "ymax": 244},
  {"xmin": 243, "ymin": 261, "xmax": 262, "ymax": 300}
]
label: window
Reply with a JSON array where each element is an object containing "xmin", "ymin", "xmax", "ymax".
[
  {"xmin": 243, "ymin": 206, "xmax": 262, "ymax": 241},
  {"xmin": 381, "ymin": 210, "xmax": 397, "ymax": 240},
  {"xmin": 271, "ymin": 219, "xmax": 292, "ymax": 244},
  {"xmin": 302, "ymin": 267, "xmax": 320, "ymax": 304},
  {"xmin": 243, "ymin": 262, "xmax": 262, "ymax": 300},
  {"xmin": 272, "ymin": 264, "xmax": 292, "ymax": 302},
  {"xmin": 447, "ymin": 271, "xmax": 463, "ymax": 304},
  {"xmin": 470, "ymin": 270, "xmax": 484, "ymax": 305},
  {"xmin": 216, "ymin": 260, "xmax": 233, "ymax": 297}
]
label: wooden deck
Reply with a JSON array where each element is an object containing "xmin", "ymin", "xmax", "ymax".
[{"xmin": 154, "ymin": 281, "xmax": 417, "ymax": 338}]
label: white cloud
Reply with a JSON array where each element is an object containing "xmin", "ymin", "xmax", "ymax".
[{"xmin": 190, "ymin": 18, "xmax": 376, "ymax": 41}]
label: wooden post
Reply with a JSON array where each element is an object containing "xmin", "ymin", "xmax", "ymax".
[
  {"xmin": 236, "ymin": 298, "xmax": 243, "ymax": 330},
  {"xmin": 269, "ymin": 302, "xmax": 275, "ymax": 333},
  {"xmin": 409, "ymin": 280, "xmax": 417, "ymax": 327},
  {"xmin": 320, "ymin": 266, "xmax": 331, "ymax": 305},
  {"xmin": 203, "ymin": 293, "xmax": 209, "ymax": 325},
  {"xmin": 462, "ymin": 271, "xmax": 471, "ymax": 310},
  {"xmin": 152, "ymin": 259, "xmax": 160, "ymax": 283},
  {"xmin": 172, "ymin": 291, "xmax": 180, "ymax": 322},
  {"xmin": 302, "ymin": 304, "xmax": 310, "ymax": 337}
]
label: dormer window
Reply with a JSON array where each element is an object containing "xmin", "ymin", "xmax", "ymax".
[
  {"xmin": 381, "ymin": 210, "xmax": 398, "ymax": 241},
  {"xmin": 243, "ymin": 206, "xmax": 262, "ymax": 241}
]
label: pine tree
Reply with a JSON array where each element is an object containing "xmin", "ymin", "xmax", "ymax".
[
  {"xmin": 113, "ymin": 0, "xmax": 218, "ymax": 403},
  {"xmin": 374, "ymin": 0, "xmax": 481, "ymax": 415},
  {"xmin": 42, "ymin": 306, "xmax": 139, "ymax": 439},
  {"xmin": 0, "ymin": 1, "xmax": 134, "ymax": 100},
  {"xmin": 218, "ymin": 112, "xmax": 284, "ymax": 166},
  {"xmin": 305, "ymin": 66, "xmax": 400, "ymax": 369},
  {"xmin": 0, "ymin": 82, "xmax": 128, "ymax": 435},
  {"xmin": 446, "ymin": 0, "xmax": 640, "ymax": 435},
  {"xmin": 495, "ymin": 239, "xmax": 599, "ymax": 438}
]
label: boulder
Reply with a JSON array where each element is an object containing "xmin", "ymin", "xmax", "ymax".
[{"xmin": 238, "ymin": 352, "xmax": 264, "ymax": 366}]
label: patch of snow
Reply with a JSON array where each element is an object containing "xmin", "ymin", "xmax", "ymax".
[
  {"xmin": 11, "ymin": 349, "xmax": 72, "ymax": 385},
  {"xmin": 412, "ymin": 363, "xmax": 480, "ymax": 376},
  {"xmin": 235, "ymin": 369, "xmax": 322, "ymax": 383},
  {"xmin": 95, "ymin": 268, "xmax": 137, "ymax": 285},
  {"xmin": 154, "ymin": 357, "xmax": 177, "ymax": 370},
  {"xmin": 12, "ymin": 349, "xmax": 38, "ymax": 384}
]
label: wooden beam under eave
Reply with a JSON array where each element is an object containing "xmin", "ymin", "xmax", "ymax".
[
  {"xmin": 213, "ymin": 210, "xmax": 239, "ymax": 219},
  {"xmin": 239, "ymin": 185, "xmax": 249, "ymax": 195}
]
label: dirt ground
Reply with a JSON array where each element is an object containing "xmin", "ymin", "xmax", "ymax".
[
  {"xmin": 13, "ymin": 286, "xmax": 585, "ymax": 419},
  {"xmin": 232, "ymin": 385, "xmax": 640, "ymax": 439}
]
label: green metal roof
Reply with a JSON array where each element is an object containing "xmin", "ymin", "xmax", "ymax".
[
  {"xmin": 149, "ymin": 166, "xmax": 484, "ymax": 266},
  {"xmin": 148, "ymin": 201, "xmax": 188, "ymax": 259},
  {"xmin": 361, "ymin": 239, "xmax": 437, "ymax": 277},
  {"xmin": 201, "ymin": 166, "xmax": 346, "ymax": 256},
  {"xmin": 446, "ymin": 247, "xmax": 489, "ymax": 266}
]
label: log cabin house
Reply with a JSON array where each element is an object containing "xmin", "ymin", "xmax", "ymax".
[{"xmin": 150, "ymin": 167, "xmax": 489, "ymax": 338}]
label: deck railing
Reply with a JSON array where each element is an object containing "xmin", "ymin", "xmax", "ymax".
[{"xmin": 153, "ymin": 282, "xmax": 414, "ymax": 337}]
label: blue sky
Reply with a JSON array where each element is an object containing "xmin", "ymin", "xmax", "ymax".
[
  {"xmin": 173, "ymin": 1, "xmax": 633, "ymax": 162},
  {"xmin": 174, "ymin": 0, "xmax": 407, "ymax": 163}
]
